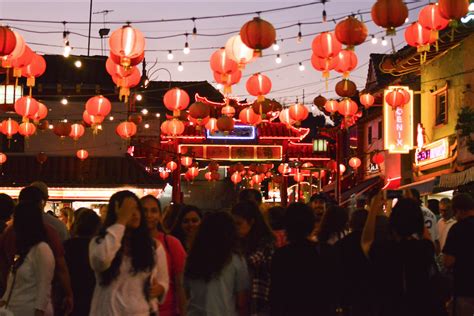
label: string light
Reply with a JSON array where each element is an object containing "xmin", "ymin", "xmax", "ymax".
[
  {"xmin": 178, "ymin": 62, "xmax": 184, "ymax": 72},
  {"xmin": 63, "ymin": 41, "xmax": 71, "ymax": 58},
  {"xmin": 371, "ymin": 35, "xmax": 378, "ymax": 44},
  {"xmin": 381, "ymin": 37, "xmax": 388, "ymax": 46},
  {"xmin": 136, "ymin": 94, "xmax": 143, "ymax": 101},
  {"xmin": 272, "ymin": 40, "xmax": 280, "ymax": 51},
  {"xmin": 63, "ymin": 118, "xmax": 68, "ymax": 123},
  {"xmin": 141, "ymin": 108, "xmax": 149, "ymax": 115},
  {"xmin": 405, "ymin": 17, "xmax": 409, "ymax": 23},
  {"xmin": 183, "ymin": 33, "xmax": 190, "ymax": 54},
  {"xmin": 61, "ymin": 98, "xmax": 68, "ymax": 105},
  {"xmin": 74, "ymin": 60, "xmax": 82, "ymax": 68},
  {"xmin": 192, "ymin": 17, "xmax": 197, "ymax": 40},
  {"xmin": 298, "ymin": 62, "xmax": 305, "ymax": 71},
  {"xmin": 297, "ymin": 22, "xmax": 302, "ymax": 44},
  {"xmin": 167, "ymin": 50, "xmax": 174, "ymax": 60},
  {"xmin": 155, "ymin": 113, "xmax": 161, "ymax": 118},
  {"xmin": 109, "ymin": 116, "xmax": 114, "ymax": 121},
  {"xmin": 144, "ymin": 123, "xmax": 150, "ymax": 129},
  {"xmin": 48, "ymin": 124, "xmax": 54, "ymax": 129},
  {"xmin": 275, "ymin": 54, "xmax": 282, "ymax": 64}
]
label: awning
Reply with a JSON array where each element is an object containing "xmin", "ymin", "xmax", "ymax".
[
  {"xmin": 397, "ymin": 177, "xmax": 438, "ymax": 196},
  {"xmin": 341, "ymin": 176, "xmax": 383, "ymax": 205},
  {"xmin": 436, "ymin": 167, "xmax": 474, "ymax": 191},
  {"xmin": 382, "ymin": 177, "xmax": 401, "ymax": 190}
]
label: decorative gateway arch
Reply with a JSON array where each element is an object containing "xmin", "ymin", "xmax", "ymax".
[{"xmin": 131, "ymin": 94, "xmax": 333, "ymax": 205}]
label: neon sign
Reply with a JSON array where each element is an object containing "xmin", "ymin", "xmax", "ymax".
[
  {"xmin": 415, "ymin": 137, "xmax": 449, "ymax": 166},
  {"xmin": 461, "ymin": 3, "xmax": 474, "ymax": 24},
  {"xmin": 384, "ymin": 86, "xmax": 414, "ymax": 154},
  {"xmin": 206, "ymin": 125, "xmax": 256, "ymax": 140}
]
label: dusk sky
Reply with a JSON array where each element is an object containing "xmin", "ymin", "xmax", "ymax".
[{"xmin": 0, "ymin": 1, "xmax": 425, "ymax": 105}]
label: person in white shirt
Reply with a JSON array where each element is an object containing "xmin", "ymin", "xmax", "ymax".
[
  {"xmin": 89, "ymin": 190, "xmax": 169, "ymax": 316},
  {"xmin": 410, "ymin": 189, "xmax": 440, "ymax": 253},
  {"xmin": 0, "ymin": 202, "xmax": 55, "ymax": 316},
  {"xmin": 438, "ymin": 198, "xmax": 456, "ymax": 250}
]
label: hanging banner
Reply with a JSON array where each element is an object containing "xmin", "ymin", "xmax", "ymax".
[{"xmin": 384, "ymin": 86, "xmax": 414, "ymax": 154}]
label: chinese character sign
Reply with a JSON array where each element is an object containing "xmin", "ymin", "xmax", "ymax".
[{"xmin": 383, "ymin": 86, "xmax": 414, "ymax": 154}]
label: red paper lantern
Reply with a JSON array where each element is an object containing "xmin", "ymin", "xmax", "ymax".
[
  {"xmin": 418, "ymin": 4, "xmax": 449, "ymax": 41},
  {"xmin": 335, "ymin": 79, "xmax": 357, "ymax": 98},
  {"xmin": 14, "ymin": 96, "xmax": 39, "ymax": 119},
  {"xmin": 385, "ymin": 89, "xmax": 409, "ymax": 108},
  {"xmin": 371, "ymin": 0, "xmax": 408, "ymax": 36},
  {"xmin": 11, "ymin": 45, "xmax": 34, "ymax": 76},
  {"xmin": 184, "ymin": 172, "xmax": 194, "ymax": 182},
  {"xmin": 252, "ymin": 174, "xmax": 264, "ymax": 184},
  {"xmin": 326, "ymin": 160, "xmax": 337, "ymax": 171},
  {"xmin": 313, "ymin": 95, "xmax": 328, "ymax": 108},
  {"xmin": 211, "ymin": 171, "xmax": 221, "ymax": 181},
  {"xmin": 279, "ymin": 108, "xmax": 295, "ymax": 126},
  {"xmin": 221, "ymin": 105, "xmax": 236, "ymax": 117},
  {"xmin": 109, "ymin": 25, "xmax": 145, "ymax": 67},
  {"xmin": 187, "ymin": 166, "xmax": 200, "ymax": 178},
  {"xmin": 76, "ymin": 149, "xmax": 89, "ymax": 160},
  {"xmin": 111, "ymin": 66, "xmax": 141, "ymax": 87},
  {"xmin": 335, "ymin": 16, "xmax": 368, "ymax": 49},
  {"xmin": 189, "ymin": 115, "xmax": 209, "ymax": 128},
  {"xmin": 311, "ymin": 54, "xmax": 339, "ymax": 78},
  {"xmin": 349, "ymin": 157, "xmax": 362, "ymax": 169},
  {"xmin": 231, "ymin": 172, "xmax": 242, "ymax": 184},
  {"xmin": 181, "ymin": 156, "xmax": 193, "ymax": 168},
  {"xmin": 116, "ymin": 121, "xmax": 137, "ymax": 139},
  {"xmin": 18, "ymin": 122, "xmax": 36, "ymax": 138},
  {"xmin": 85, "ymin": 95, "xmax": 112, "ymax": 117},
  {"xmin": 109, "ymin": 50, "xmax": 144, "ymax": 68},
  {"xmin": 33, "ymin": 102, "xmax": 48, "ymax": 122},
  {"xmin": 205, "ymin": 118, "xmax": 218, "ymax": 133},
  {"xmin": 210, "ymin": 48, "xmax": 239, "ymax": 82},
  {"xmin": 338, "ymin": 99, "xmax": 358, "ymax": 116},
  {"xmin": 240, "ymin": 17, "xmax": 276, "ymax": 56},
  {"xmin": 239, "ymin": 107, "xmax": 261, "ymax": 125},
  {"xmin": 69, "ymin": 123, "xmax": 85, "ymax": 141},
  {"xmin": 167, "ymin": 161, "xmax": 178, "ymax": 171},
  {"xmin": 404, "ymin": 22, "xmax": 434, "ymax": 52},
  {"xmin": 1, "ymin": 31, "xmax": 25, "ymax": 68},
  {"xmin": 225, "ymin": 35, "xmax": 254, "ymax": 69},
  {"xmin": 163, "ymin": 88, "xmax": 190, "ymax": 115},
  {"xmin": 311, "ymin": 32, "xmax": 342, "ymax": 59},
  {"xmin": 0, "ymin": 153, "xmax": 7, "ymax": 164},
  {"xmin": 208, "ymin": 161, "xmax": 219, "ymax": 172},
  {"xmin": 334, "ymin": 50, "xmax": 358, "ymax": 78},
  {"xmin": 160, "ymin": 119, "xmax": 185, "ymax": 136},
  {"xmin": 294, "ymin": 173, "xmax": 305, "ymax": 183},
  {"xmin": 360, "ymin": 93, "xmax": 375, "ymax": 108},
  {"xmin": 438, "ymin": 0, "xmax": 469, "ymax": 21},
  {"xmin": 372, "ymin": 152, "xmax": 385, "ymax": 164},
  {"xmin": 0, "ymin": 27, "xmax": 17, "ymax": 57},
  {"xmin": 204, "ymin": 172, "xmax": 213, "ymax": 181},
  {"xmin": 83, "ymin": 111, "xmax": 105, "ymax": 126},
  {"xmin": 216, "ymin": 116, "xmax": 234, "ymax": 133},
  {"xmin": 246, "ymin": 73, "xmax": 272, "ymax": 101},
  {"xmin": 213, "ymin": 70, "xmax": 242, "ymax": 94},
  {"xmin": 324, "ymin": 99, "xmax": 339, "ymax": 114},
  {"xmin": 106, "ymin": 57, "xmax": 134, "ymax": 78},
  {"xmin": 189, "ymin": 102, "xmax": 210, "ymax": 122},
  {"xmin": 160, "ymin": 171, "xmax": 170, "ymax": 180},
  {"xmin": 278, "ymin": 163, "xmax": 290, "ymax": 174},
  {"xmin": 53, "ymin": 122, "xmax": 72, "ymax": 138},
  {"xmin": 21, "ymin": 53, "xmax": 46, "ymax": 87},
  {"xmin": 288, "ymin": 103, "xmax": 309, "ymax": 124}
]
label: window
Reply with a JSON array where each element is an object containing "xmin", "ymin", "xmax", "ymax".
[
  {"xmin": 378, "ymin": 121, "xmax": 383, "ymax": 139},
  {"xmin": 433, "ymin": 84, "xmax": 448, "ymax": 126},
  {"xmin": 368, "ymin": 126, "xmax": 373, "ymax": 145}
]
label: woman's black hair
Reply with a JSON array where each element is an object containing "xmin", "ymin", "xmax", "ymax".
[
  {"xmin": 317, "ymin": 205, "xmax": 349, "ymax": 243},
  {"xmin": 170, "ymin": 204, "xmax": 203, "ymax": 247},
  {"xmin": 185, "ymin": 211, "xmax": 238, "ymax": 282},
  {"xmin": 97, "ymin": 190, "xmax": 155, "ymax": 286},
  {"xmin": 13, "ymin": 202, "xmax": 47, "ymax": 268},
  {"xmin": 389, "ymin": 198, "xmax": 425, "ymax": 238},
  {"xmin": 285, "ymin": 202, "xmax": 315, "ymax": 243},
  {"xmin": 268, "ymin": 206, "xmax": 286, "ymax": 230},
  {"xmin": 231, "ymin": 200, "xmax": 274, "ymax": 256},
  {"xmin": 73, "ymin": 208, "xmax": 101, "ymax": 238}
]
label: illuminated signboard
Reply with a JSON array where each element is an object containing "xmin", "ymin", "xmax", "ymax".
[
  {"xmin": 383, "ymin": 86, "xmax": 414, "ymax": 154},
  {"xmin": 415, "ymin": 137, "xmax": 449, "ymax": 166},
  {"xmin": 178, "ymin": 144, "xmax": 282, "ymax": 161},
  {"xmin": 206, "ymin": 125, "xmax": 256, "ymax": 141},
  {"xmin": 461, "ymin": 2, "xmax": 474, "ymax": 24}
]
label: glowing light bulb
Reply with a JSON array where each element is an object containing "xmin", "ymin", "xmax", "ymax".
[
  {"xmin": 61, "ymin": 98, "xmax": 68, "ymax": 105},
  {"xmin": 178, "ymin": 62, "xmax": 184, "ymax": 72},
  {"xmin": 136, "ymin": 94, "xmax": 143, "ymax": 101},
  {"xmin": 405, "ymin": 17, "xmax": 409, "ymax": 23},
  {"xmin": 298, "ymin": 62, "xmax": 305, "ymax": 71},
  {"xmin": 144, "ymin": 123, "xmax": 150, "ymax": 129},
  {"xmin": 63, "ymin": 119, "xmax": 68, "ymax": 123},
  {"xmin": 141, "ymin": 108, "xmax": 149, "ymax": 115},
  {"xmin": 109, "ymin": 116, "xmax": 114, "ymax": 121},
  {"xmin": 183, "ymin": 42, "xmax": 190, "ymax": 54},
  {"xmin": 381, "ymin": 37, "xmax": 388, "ymax": 46},
  {"xmin": 275, "ymin": 54, "xmax": 282, "ymax": 64},
  {"xmin": 371, "ymin": 35, "xmax": 378, "ymax": 44},
  {"xmin": 155, "ymin": 113, "xmax": 161, "ymax": 118},
  {"xmin": 272, "ymin": 41, "xmax": 280, "ymax": 51},
  {"xmin": 167, "ymin": 50, "xmax": 174, "ymax": 60},
  {"xmin": 74, "ymin": 60, "xmax": 82, "ymax": 68},
  {"xmin": 63, "ymin": 41, "xmax": 71, "ymax": 57},
  {"xmin": 48, "ymin": 124, "xmax": 54, "ymax": 130}
]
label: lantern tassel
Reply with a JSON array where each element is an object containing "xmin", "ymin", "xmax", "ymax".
[
  {"xmin": 26, "ymin": 77, "xmax": 35, "ymax": 88},
  {"xmin": 224, "ymin": 85, "xmax": 232, "ymax": 95},
  {"xmin": 257, "ymin": 95, "xmax": 265, "ymax": 102},
  {"xmin": 13, "ymin": 68, "xmax": 21, "ymax": 78},
  {"xmin": 119, "ymin": 87, "xmax": 130, "ymax": 103}
]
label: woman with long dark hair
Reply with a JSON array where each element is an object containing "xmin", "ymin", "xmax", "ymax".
[
  {"xmin": 0, "ymin": 202, "xmax": 55, "ymax": 316},
  {"xmin": 317, "ymin": 205, "xmax": 349, "ymax": 245},
  {"xmin": 142, "ymin": 195, "xmax": 187, "ymax": 316},
  {"xmin": 170, "ymin": 205, "xmax": 202, "ymax": 252},
  {"xmin": 89, "ymin": 190, "xmax": 169, "ymax": 315},
  {"xmin": 231, "ymin": 200, "xmax": 275, "ymax": 316},
  {"xmin": 185, "ymin": 211, "xmax": 249, "ymax": 315}
]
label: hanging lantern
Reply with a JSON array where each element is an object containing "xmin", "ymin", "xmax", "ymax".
[
  {"xmin": 1, "ymin": 31, "xmax": 25, "ymax": 68},
  {"xmin": 36, "ymin": 152, "xmax": 47, "ymax": 164},
  {"xmin": 279, "ymin": 108, "xmax": 295, "ymax": 126},
  {"xmin": 214, "ymin": 70, "xmax": 242, "ymax": 94},
  {"xmin": 184, "ymin": 172, "xmax": 194, "ymax": 182},
  {"xmin": 111, "ymin": 66, "xmax": 141, "ymax": 102},
  {"xmin": 360, "ymin": 93, "xmax": 375, "ymax": 108},
  {"xmin": 240, "ymin": 17, "xmax": 276, "ymax": 56},
  {"xmin": 231, "ymin": 172, "xmax": 242, "ymax": 184},
  {"xmin": 372, "ymin": 152, "xmax": 385, "ymax": 164},
  {"xmin": 0, "ymin": 27, "xmax": 17, "ymax": 57},
  {"xmin": 313, "ymin": 95, "xmax": 327, "ymax": 109},
  {"xmin": 160, "ymin": 119, "xmax": 185, "ymax": 136},
  {"xmin": 252, "ymin": 174, "xmax": 264, "ymax": 184},
  {"xmin": 187, "ymin": 166, "xmax": 200, "ymax": 178},
  {"xmin": 288, "ymin": 103, "xmax": 309, "ymax": 125},
  {"xmin": 326, "ymin": 160, "xmax": 337, "ymax": 171},
  {"xmin": 76, "ymin": 149, "xmax": 89, "ymax": 160},
  {"xmin": 21, "ymin": 53, "xmax": 46, "ymax": 87},
  {"xmin": 181, "ymin": 156, "xmax": 193, "ymax": 168},
  {"xmin": 53, "ymin": 122, "xmax": 72, "ymax": 138},
  {"xmin": 83, "ymin": 110, "xmax": 105, "ymax": 126},
  {"xmin": 334, "ymin": 50, "xmax": 358, "ymax": 78},
  {"xmin": 239, "ymin": 107, "xmax": 261, "ymax": 125},
  {"xmin": 225, "ymin": 35, "xmax": 254, "ymax": 69},
  {"xmin": 208, "ymin": 161, "xmax": 219, "ymax": 172},
  {"xmin": 246, "ymin": 73, "xmax": 272, "ymax": 101},
  {"xmin": 349, "ymin": 157, "xmax": 362, "ymax": 169},
  {"xmin": 251, "ymin": 99, "xmax": 273, "ymax": 118},
  {"xmin": 221, "ymin": 105, "xmax": 236, "ymax": 117},
  {"xmin": 109, "ymin": 50, "xmax": 144, "ymax": 68},
  {"xmin": 216, "ymin": 116, "xmax": 234, "ymax": 133},
  {"xmin": 163, "ymin": 88, "xmax": 190, "ymax": 117},
  {"xmin": 385, "ymin": 89, "xmax": 409, "ymax": 108},
  {"xmin": 418, "ymin": 4, "xmax": 449, "ymax": 42},
  {"xmin": 116, "ymin": 121, "xmax": 137, "ymax": 139},
  {"xmin": 371, "ymin": 0, "xmax": 408, "ymax": 36},
  {"xmin": 69, "ymin": 123, "xmax": 85, "ymax": 141},
  {"xmin": 0, "ymin": 153, "xmax": 7, "ymax": 165},
  {"xmin": 294, "ymin": 173, "xmax": 305, "ymax": 182},
  {"xmin": 160, "ymin": 171, "xmax": 170, "ymax": 180},
  {"xmin": 210, "ymin": 48, "xmax": 239, "ymax": 82},
  {"xmin": 106, "ymin": 56, "xmax": 134, "ymax": 78},
  {"xmin": 404, "ymin": 22, "xmax": 434, "ymax": 56},
  {"xmin": 338, "ymin": 99, "xmax": 358, "ymax": 116},
  {"xmin": 14, "ymin": 96, "xmax": 39, "ymax": 120},
  {"xmin": 166, "ymin": 161, "xmax": 177, "ymax": 172},
  {"xmin": 311, "ymin": 54, "xmax": 339, "ymax": 79},
  {"xmin": 85, "ymin": 95, "xmax": 112, "ymax": 117},
  {"xmin": 438, "ymin": 0, "xmax": 469, "ymax": 23},
  {"xmin": 109, "ymin": 25, "xmax": 146, "ymax": 68},
  {"xmin": 188, "ymin": 102, "xmax": 210, "ymax": 124},
  {"xmin": 335, "ymin": 16, "xmax": 368, "ymax": 50},
  {"xmin": 204, "ymin": 172, "xmax": 213, "ymax": 181},
  {"xmin": 189, "ymin": 115, "xmax": 209, "ymax": 129},
  {"xmin": 278, "ymin": 163, "xmax": 290, "ymax": 174},
  {"xmin": 335, "ymin": 79, "xmax": 357, "ymax": 98},
  {"xmin": 11, "ymin": 46, "xmax": 34, "ymax": 78},
  {"xmin": 324, "ymin": 99, "xmax": 339, "ymax": 114},
  {"xmin": 18, "ymin": 122, "xmax": 36, "ymax": 138},
  {"xmin": 205, "ymin": 118, "xmax": 218, "ymax": 133},
  {"xmin": 33, "ymin": 102, "xmax": 48, "ymax": 123},
  {"xmin": 311, "ymin": 32, "xmax": 342, "ymax": 59}
]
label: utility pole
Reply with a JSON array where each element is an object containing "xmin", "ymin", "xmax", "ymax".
[{"xmin": 87, "ymin": 0, "xmax": 93, "ymax": 56}]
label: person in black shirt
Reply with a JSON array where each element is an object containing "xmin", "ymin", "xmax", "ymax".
[
  {"xmin": 0, "ymin": 194, "xmax": 14, "ymax": 234},
  {"xmin": 443, "ymin": 193, "xmax": 474, "ymax": 316}
]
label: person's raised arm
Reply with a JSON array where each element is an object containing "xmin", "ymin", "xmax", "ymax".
[{"xmin": 361, "ymin": 192, "xmax": 384, "ymax": 257}]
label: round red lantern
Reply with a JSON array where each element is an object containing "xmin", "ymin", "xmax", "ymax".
[
  {"xmin": 338, "ymin": 99, "xmax": 358, "ymax": 116},
  {"xmin": 313, "ymin": 95, "xmax": 327, "ymax": 108},
  {"xmin": 225, "ymin": 35, "xmax": 254, "ymax": 69},
  {"xmin": 128, "ymin": 113, "xmax": 143, "ymax": 125},
  {"xmin": 160, "ymin": 171, "xmax": 170, "ymax": 180},
  {"xmin": 335, "ymin": 16, "xmax": 368, "ymax": 49},
  {"xmin": 311, "ymin": 54, "xmax": 339, "ymax": 78},
  {"xmin": 184, "ymin": 172, "xmax": 194, "ymax": 182},
  {"xmin": 21, "ymin": 53, "xmax": 46, "ymax": 87},
  {"xmin": 239, "ymin": 107, "xmax": 261, "ymax": 125},
  {"xmin": 205, "ymin": 171, "xmax": 213, "ymax": 181},
  {"xmin": 14, "ymin": 96, "xmax": 39, "ymax": 119},
  {"xmin": 109, "ymin": 50, "xmax": 144, "ymax": 68},
  {"xmin": 360, "ymin": 93, "xmax": 375, "ymax": 108},
  {"xmin": 1, "ymin": 31, "xmax": 25, "ymax": 68},
  {"xmin": 0, "ymin": 27, "xmax": 17, "ymax": 57},
  {"xmin": 213, "ymin": 70, "xmax": 242, "ymax": 94},
  {"xmin": 205, "ymin": 118, "xmax": 218, "ymax": 133},
  {"xmin": 231, "ymin": 172, "xmax": 242, "ymax": 184},
  {"xmin": 334, "ymin": 50, "xmax": 358, "ymax": 78},
  {"xmin": 240, "ymin": 17, "xmax": 276, "ymax": 56},
  {"xmin": 335, "ymin": 79, "xmax": 357, "ymax": 98},
  {"xmin": 189, "ymin": 102, "xmax": 210, "ymax": 122},
  {"xmin": 349, "ymin": 157, "xmax": 362, "ymax": 169},
  {"xmin": 36, "ymin": 152, "xmax": 47, "ymax": 164},
  {"xmin": 85, "ymin": 95, "xmax": 112, "ymax": 117},
  {"xmin": 0, "ymin": 153, "xmax": 7, "ymax": 165},
  {"xmin": 294, "ymin": 173, "xmax": 305, "ymax": 183},
  {"xmin": 251, "ymin": 99, "xmax": 273, "ymax": 117},
  {"xmin": 385, "ymin": 89, "xmax": 409, "ymax": 108},
  {"xmin": 111, "ymin": 66, "xmax": 140, "ymax": 87},
  {"xmin": 76, "ymin": 149, "xmax": 89, "ymax": 160},
  {"xmin": 160, "ymin": 119, "xmax": 185, "ymax": 136},
  {"xmin": 438, "ymin": 0, "xmax": 469, "ymax": 21},
  {"xmin": 53, "ymin": 122, "xmax": 72, "ymax": 138},
  {"xmin": 109, "ymin": 25, "xmax": 145, "ymax": 67},
  {"xmin": 181, "ymin": 156, "xmax": 193, "ymax": 168},
  {"xmin": 69, "ymin": 123, "xmax": 85, "ymax": 141},
  {"xmin": 418, "ymin": 4, "xmax": 449, "ymax": 41},
  {"xmin": 166, "ymin": 161, "xmax": 178, "ymax": 172},
  {"xmin": 210, "ymin": 48, "xmax": 238, "ymax": 82},
  {"xmin": 187, "ymin": 166, "xmax": 200, "ymax": 178},
  {"xmin": 324, "ymin": 99, "xmax": 339, "ymax": 114},
  {"xmin": 11, "ymin": 45, "xmax": 34, "ymax": 77},
  {"xmin": 163, "ymin": 88, "xmax": 190, "ymax": 116},
  {"xmin": 106, "ymin": 57, "xmax": 134, "ymax": 79},
  {"xmin": 279, "ymin": 108, "xmax": 295, "ymax": 126},
  {"xmin": 371, "ymin": 0, "xmax": 408, "ymax": 36},
  {"xmin": 246, "ymin": 73, "xmax": 272, "ymax": 101},
  {"xmin": 33, "ymin": 102, "xmax": 48, "ymax": 122},
  {"xmin": 18, "ymin": 122, "xmax": 36, "ymax": 138},
  {"xmin": 208, "ymin": 161, "xmax": 219, "ymax": 172},
  {"xmin": 311, "ymin": 32, "xmax": 342, "ymax": 59},
  {"xmin": 404, "ymin": 22, "xmax": 434, "ymax": 52},
  {"xmin": 216, "ymin": 116, "xmax": 234, "ymax": 133},
  {"xmin": 326, "ymin": 160, "xmax": 337, "ymax": 171},
  {"xmin": 288, "ymin": 103, "xmax": 309, "ymax": 125},
  {"xmin": 221, "ymin": 105, "xmax": 236, "ymax": 117},
  {"xmin": 116, "ymin": 121, "xmax": 137, "ymax": 139},
  {"xmin": 278, "ymin": 163, "xmax": 290, "ymax": 174},
  {"xmin": 372, "ymin": 152, "xmax": 385, "ymax": 164},
  {"xmin": 252, "ymin": 174, "xmax": 264, "ymax": 184},
  {"xmin": 83, "ymin": 111, "xmax": 105, "ymax": 126}
]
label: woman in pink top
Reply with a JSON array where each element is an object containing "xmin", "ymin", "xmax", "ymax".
[{"xmin": 142, "ymin": 195, "xmax": 187, "ymax": 316}]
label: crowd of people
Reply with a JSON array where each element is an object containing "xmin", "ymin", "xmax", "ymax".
[{"xmin": 0, "ymin": 181, "xmax": 472, "ymax": 316}]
